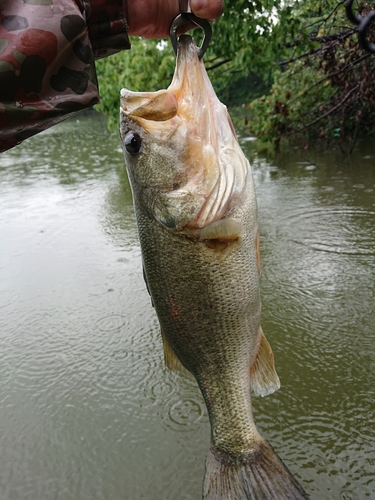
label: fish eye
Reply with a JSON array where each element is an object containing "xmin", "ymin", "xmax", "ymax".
[{"xmin": 124, "ymin": 131, "xmax": 142, "ymax": 155}]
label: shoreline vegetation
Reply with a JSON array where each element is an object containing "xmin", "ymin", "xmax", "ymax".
[{"xmin": 95, "ymin": 0, "xmax": 375, "ymax": 151}]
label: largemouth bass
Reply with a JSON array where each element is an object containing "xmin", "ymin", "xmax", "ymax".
[{"xmin": 120, "ymin": 34, "xmax": 308, "ymax": 500}]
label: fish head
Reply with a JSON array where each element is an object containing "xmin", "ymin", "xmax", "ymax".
[
  {"xmin": 120, "ymin": 35, "xmax": 250, "ymax": 233},
  {"xmin": 120, "ymin": 87, "xmax": 198, "ymax": 230}
]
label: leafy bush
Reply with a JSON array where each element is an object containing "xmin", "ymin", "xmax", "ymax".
[{"xmin": 94, "ymin": 0, "xmax": 375, "ymax": 149}]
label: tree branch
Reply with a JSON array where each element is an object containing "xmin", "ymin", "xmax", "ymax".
[
  {"xmin": 287, "ymin": 52, "xmax": 370, "ymax": 105},
  {"xmin": 206, "ymin": 58, "xmax": 232, "ymax": 71},
  {"xmin": 310, "ymin": 28, "xmax": 356, "ymax": 43},
  {"xmin": 278, "ymin": 46, "xmax": 326, "ymax": 66},
  {"xmin": 304, "ymin": 0, "xmax": 346, "ymax": 29},
  {"xmin": 278, "ymin": 84, "xmax": 360, "ymax": 138}
]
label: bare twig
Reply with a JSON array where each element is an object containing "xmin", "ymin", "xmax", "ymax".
[
  {"xmin": 301, "ymin": 87, "xmax": 341, "ymax": 121},
  {"xmin": 349, "ymin": 114, "xmax": 361, "ymax": 154},
  {"xmin": 206, "ymin": 58, "xmax": 232, "ymax": 71},
  {"xmin": 304, "ymin": 0, "xmax": 346, "ymax": 29},
  {"xmin": 278, "ymin": 47, "xmax": 324, "ymax": 66},
  {"xmin": 310, "ymin": 28, "xmax": 356, "ymax": 43},
  {"xmin": 287, "ymin": 52, "xmax": 370, "ymax": 105},
  {"xmin": 278, "ymin": 84, "xmax": 360, "ymax": 138}
]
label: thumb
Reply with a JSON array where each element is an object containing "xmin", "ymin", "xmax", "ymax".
[{"xmin": 190, "ymin": 0, "xmax": 224, "ymax": 20}]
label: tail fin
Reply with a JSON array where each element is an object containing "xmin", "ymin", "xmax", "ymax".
[{"xmin": 203, "ymin": 440, "xmax": 309, "ymax": 500}]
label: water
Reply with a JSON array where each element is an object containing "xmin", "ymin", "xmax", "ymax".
[{"xmin": 0, "ymin": 114, "xmax": 374, "ymax": 499}]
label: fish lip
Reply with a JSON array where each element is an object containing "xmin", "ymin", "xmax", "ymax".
[
  {"xmin": 120, "ymin": 88, "xmax": 178, "ymax": 123},
  {"xmin": 120, "ymin": 27, "xmax": 252, "ymax": 237}
]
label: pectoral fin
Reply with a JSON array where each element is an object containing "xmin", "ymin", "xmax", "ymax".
[
  {"xmin": 250, "ymin": 327, "xmax": 280, "ymax": 396},
  {"xmin": 200, "ymin": 219, "xmax": 243, "ymax": 251}
]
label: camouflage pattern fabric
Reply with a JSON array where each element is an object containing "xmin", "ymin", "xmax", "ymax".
[{"xmin": 0, "ymin": 0, "xmax": 130, "ymax": 152}]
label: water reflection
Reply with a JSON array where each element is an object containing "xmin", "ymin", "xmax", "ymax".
[
  {"xmin": 0, "ymin": 114, "xmax": 374, "ymax": 499},
  {"xmin": 240, "ymin": 138, "xmax": 375, "ymax": 499}
]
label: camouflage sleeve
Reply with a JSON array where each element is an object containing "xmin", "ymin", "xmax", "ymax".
[{"xmin": 0, "ymin": 0, "xmax": 131, "ymax": 153}]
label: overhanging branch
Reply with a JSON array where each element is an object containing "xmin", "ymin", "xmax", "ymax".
[
  {"xmin": 278, "ymin": 84, "xmax": 360, "ymax": 138},
  {"xmin": 206, "ymin": 58, "xmax": 232, "ymax": 71}
]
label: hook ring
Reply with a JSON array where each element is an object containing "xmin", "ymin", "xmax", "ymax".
[
  {"xmin": 358, "ymin": 11, "xmax": 375, "ymax": 54},
  {"xmin": 170, "ymin": 13, "xmax": 212, "ymax": 59}
]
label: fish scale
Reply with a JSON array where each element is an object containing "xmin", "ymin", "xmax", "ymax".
[
  {"xmin": 138, "ymin": 224, "xmax": 258, "ymax": 459},
  {"xmin": 120, "ymin": 34, "xmax": 308, "ymax": 500}
]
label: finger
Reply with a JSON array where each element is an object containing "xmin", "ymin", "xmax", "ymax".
[
  {"xmin": 177, "ymin": 21, "xmax": 196, "ymax": 36},
  {"xmin": 190, "ymin": 0, "xmax": 224, "ymax": 20}
]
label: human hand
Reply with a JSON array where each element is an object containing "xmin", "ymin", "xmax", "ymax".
[{"xmin": 126, "ymin": 0, "xmax": 224, "ymax": 39}]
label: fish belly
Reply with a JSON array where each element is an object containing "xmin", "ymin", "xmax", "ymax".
[
  {"xmin": 134, "ymin": 195, "xmax": 309, "ymax": 499},
  {"xmin": 136, "ymin": 188, "xmax": 260, "ymax": 449}
]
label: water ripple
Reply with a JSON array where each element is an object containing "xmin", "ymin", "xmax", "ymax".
[
  {"xmin": 160, "ymin": 379, "xmax": 208, "ymax": 433},
  {"xmin": 1, "ymin": 115, "xmax": 375, "ymax": 500},
  {"xmin": 95, "ymin": 314, "xmax": 128, "ymax": 333},
  {"xmin": 88, "ymin": 284, "xmax": 115, "ymax": 296},
  {"xmin": 280, "ymin": 207, "xmax": 375, "ymax": 255}
]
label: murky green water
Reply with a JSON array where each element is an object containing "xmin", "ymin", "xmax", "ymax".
[{"xmin": 0, "ymin": 114, "xmax": 374, "ymax": 500}]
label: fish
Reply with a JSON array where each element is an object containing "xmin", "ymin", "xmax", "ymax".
[{"xmin": 119, "ymin": 34, "xmax": 309, "ymax": 500}]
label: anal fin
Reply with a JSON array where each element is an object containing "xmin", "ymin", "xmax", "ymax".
[{"xmin": 250, "ymin": 326, "xmax": 280, "ymax": 397}]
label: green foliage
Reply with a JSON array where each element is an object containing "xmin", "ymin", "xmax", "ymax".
[
  {"xmin": 249, "ymin": 0, "xmax": 375, "ymax": 146},
  {"xmin": 248, "ymin": 63, "xmax": 336, "ymax": 143},
  {"xmin": 95, "ymin": 0, "xmax": 285, "ymax": 128},
  {"xmin": 95, "ymin": 0, "xmax": 375, "ymax": 146},
  {"xmin": 95, "ymin": 38, "xmax": 175, "ymax": 130}
]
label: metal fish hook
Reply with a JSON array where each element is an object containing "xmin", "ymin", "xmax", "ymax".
[
  {"xmin": 346, "ymin": 0, "xmax": 375, "ymax": 54},
  {"xmin": 345, "ymin": 0, "xmax": 362, "ymax": 25},
  {"xmin": 170, "ymin": 13, "xmax": 212, "ymax": 60},
  {"xmin": 358, "ymin": 11, "xmax": 375, "ymax": 54}
]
